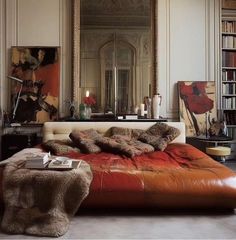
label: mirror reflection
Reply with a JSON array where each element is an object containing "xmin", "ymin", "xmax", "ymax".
[{"xmin": 80, "ymin": 0, "xmax": 153, "ymax": 116}]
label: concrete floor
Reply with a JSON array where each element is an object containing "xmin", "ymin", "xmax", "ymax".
[{"xmin": 0, "ymin": 209, "xmax": 236, "ymax": 239}]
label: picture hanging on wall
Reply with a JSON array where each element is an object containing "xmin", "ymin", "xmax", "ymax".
[
  {"xmin": 178, "ymin": 81, "xmax": 217, "ymax": 137},
  {"xmin": 10, "ymin": 46, "xmax": 60, "ymax": 123}
]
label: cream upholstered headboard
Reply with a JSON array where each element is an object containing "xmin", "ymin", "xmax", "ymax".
[{"xmin": 43, "ymin": 121, "xmax": 186, "ymax": 143}]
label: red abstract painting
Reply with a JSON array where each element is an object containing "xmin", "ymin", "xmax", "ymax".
[
  {"xmin": 178, "ymin": 81, "xmax": 217, "ymax": 137},
  {"xmin": 10, "ymin": 47, "xmax": 60, "ymax": 123}
]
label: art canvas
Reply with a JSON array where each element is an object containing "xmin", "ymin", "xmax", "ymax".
[
  {"xmin": 178, "ymin": 81, "xmax": 217, "ymax": 137},
  {"xmin": 10, "ymin": 47, "xmax": 60, "ymax": 123}
]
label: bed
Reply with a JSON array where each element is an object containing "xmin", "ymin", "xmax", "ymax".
[{"xmin": 1, "ymin": 121, "xmax": 236, "ymax": 209}]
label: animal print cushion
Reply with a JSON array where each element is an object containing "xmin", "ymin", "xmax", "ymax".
[
  {"xmin": 96, "ymin": 135, "xmax": 154, "ymax": 158},
  {"xmin": 42, "ymin": 139, "xmax": 80, "ymax": 156},
  {"xmin": 138, "ymin": 133, "xmax": 168, "ymax": 151},
  {"xmin": 69, "ymin": 129, "xmax": 102, "ymax": 153},
  {"xmin": 108, "ymin": 127, "xmax": 145, "ymax": 139},
  {"xmin": 138, "ymin": 123, "xmax": 180, "ymax": 151}
]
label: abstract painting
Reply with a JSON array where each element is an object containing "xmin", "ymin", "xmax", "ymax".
[
  {"xmin": 10, "ymin": 47, "xmax": 60, "ymax": 123},
  {"xmin": 178, "ymin": 81, "xmax": 217, "ymax": 137}
]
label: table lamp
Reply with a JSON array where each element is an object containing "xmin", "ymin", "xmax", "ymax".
[{"xmin": 8, "ymin": 76, "xmax": 23, "ymax": 120}]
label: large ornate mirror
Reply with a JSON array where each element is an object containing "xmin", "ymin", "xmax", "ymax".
[{"xmin": 73, "ymin": 0, "xmax": 157, "ymax": 116}]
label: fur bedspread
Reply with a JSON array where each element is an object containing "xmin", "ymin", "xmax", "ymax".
[{"xmin": 1, "ymin": 159, "xmax": 93, "ymax": 237}]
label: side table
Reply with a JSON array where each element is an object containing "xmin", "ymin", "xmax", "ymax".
[
  {"xmin": 1, "ymin": 133, "xmax": 37, "ymax": 160},
  {"xmin": 189, "ymin": 136, "xmax": 236, "ymax": 162}
]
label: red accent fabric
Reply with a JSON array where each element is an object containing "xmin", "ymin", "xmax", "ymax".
[{"xmin": 67, "ymin": 143, "xmax": 193, "ymax": 193}]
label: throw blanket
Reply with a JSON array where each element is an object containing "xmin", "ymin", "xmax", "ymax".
[{"xmin": 1, "ymin": 159, "xmax": 93, "ymax": 237}]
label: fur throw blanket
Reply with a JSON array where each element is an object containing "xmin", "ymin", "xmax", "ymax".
[{"xmin": 1, "ymin": 159, "xmax": 93, "ymax": 237}]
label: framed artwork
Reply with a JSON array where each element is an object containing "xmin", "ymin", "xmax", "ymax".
[
  {"xmin": 178, "ymin": 81, "xmax": 217, "ymax": 137},
  {"xmin": 222, "ymin": 0, "xmax": 236, "ymax": 9},
  {"xmin": 10, "ymin": 47, "xmax": 60, "ymax": 123}
]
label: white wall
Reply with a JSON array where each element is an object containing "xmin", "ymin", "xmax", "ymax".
[
  {"xmin": 0, "ymin": 0, "xmax": 220, "ymax": 120},
  {"xmin": 0, "ymin": 0, "xmax": 72, "ymax": 116},
  {"xmin": 158, "ymin": 0, "xmax": 220, "ymax": 120}
]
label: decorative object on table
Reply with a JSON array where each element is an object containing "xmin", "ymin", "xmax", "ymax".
[
  {"xmin": 82, "ymin": 90, "xmax": 96, "ymax": 119},
  {"xmin": 8, "ymin": 76, "xmax": 23, "ymax": 120},
  {"xmin": 140, "ymin": 103, "xmax": 145, "ymax": 117},
  {"xmin": 208, "ymin": 119, "xmax": 229, "ymax": 137},
  {"xmin": 79, "ymin": 103, "xmax": 86, "ymax": 120},
  {"xmin": 65, "ymin": 100, "xmax": 77, "ymax": 119},
  {"xmin": 144, "ymin": 97, "xmax": 152, "ymax": 119},
  {"xmin": 178, "ymin": 81, "xmax": 217, "ymax": 137},
  {"xmin": 9, "ymin": 46, "xmax": 60, "ymax": 123},
  {"xmin": 152, "ymin": 93, "xmax": 162, "ymax": 119}
]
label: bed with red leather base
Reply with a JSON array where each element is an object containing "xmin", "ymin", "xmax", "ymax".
[{"xmin": 0, "ymin": 121, "xmax": 236, "ymax": 209}]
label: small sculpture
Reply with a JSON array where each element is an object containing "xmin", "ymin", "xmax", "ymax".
[{"xmin": 65, "ymin": 100, "xmax": 77, "ymax": 119}]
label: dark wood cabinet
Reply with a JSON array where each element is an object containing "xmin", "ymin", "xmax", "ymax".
[{"xmin": 1, "ymin": 133, "xmax": 37, "ymax": 160}]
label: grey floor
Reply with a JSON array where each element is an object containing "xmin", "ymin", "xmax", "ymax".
[
  {"xmin": 0, "ymin": 162, "xmax": 236, "ymax": 239},
  {"xmin": 0, "ymin": 209, "xmax": 236, "ymax": 239}
]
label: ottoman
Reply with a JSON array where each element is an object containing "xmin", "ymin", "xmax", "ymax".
[{"xmin": 1, "ymin": 159, "xmax": 92, "ymax": 237}]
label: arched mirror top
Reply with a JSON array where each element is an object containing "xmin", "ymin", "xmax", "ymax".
[{"xmin": 72, "ymin": 0, "xmax": 157, "ymax": 114}]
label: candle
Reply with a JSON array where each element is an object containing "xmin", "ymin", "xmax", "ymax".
[
  {"xmin": 86, "ymin": 90, "xmax": 89, "ymax": 97},
  {"xmin": 140, "ymin": 103, "xmax": 145, "ymax": 116}
]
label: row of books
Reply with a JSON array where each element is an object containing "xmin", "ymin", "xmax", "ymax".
[
  {"xmin": 224, "ymin": 111, "xmax": 236, "ymax": 125},
  {"xmin": 222, "ymin": 51, "xmax": 236, "ymax": 67},
  {"xmin": 222, "ymin": 70, "xmax": 236, "ymax": 81},
  {"xmin": 222, "ymin": 21, "xmax": 236, "ymax": 33},
  {"xmin": 222, "ymin": 36, "xmax": 236, "ymax": 49},
  {"xmin": 222, "ymin": 96, "xmax": 236, "ymax": 109},
  {"xmin": 222, "ymin": 83, "xmax": 236, "ymax": 95}
]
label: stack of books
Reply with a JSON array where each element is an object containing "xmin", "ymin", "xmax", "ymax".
[{"xmin": 25, "ymin": 153, "xmax": 50, "ymax": 169}]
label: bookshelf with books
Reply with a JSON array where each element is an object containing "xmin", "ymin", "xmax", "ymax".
[{"xmin": 221, "ymin": 13, "xmax": 236, "ymax": 138}]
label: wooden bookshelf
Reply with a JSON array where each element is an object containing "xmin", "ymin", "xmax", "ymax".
[{"xmin": 221, "ymin": 10, "xmax": 236, "ymax": 139}]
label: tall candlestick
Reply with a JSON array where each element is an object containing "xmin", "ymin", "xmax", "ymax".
[{"xmin": 86, "ymin": 90, "xmax": 89, "ymax": 97}]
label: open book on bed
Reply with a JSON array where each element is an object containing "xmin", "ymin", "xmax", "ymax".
[{"xmin": 25, "ymin": 157, "xmax": 82, "ymax": 170}]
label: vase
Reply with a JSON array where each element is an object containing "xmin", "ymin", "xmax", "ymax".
[
  {"xmin": 152, "ymin": 94, "xmax": 162, "ymax": 119},
  {"xmin": 85, "ymin": 105, "xmax": 92, "ymax": 119}
]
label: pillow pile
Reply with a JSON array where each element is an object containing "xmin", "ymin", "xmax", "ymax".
[
  {"xmin": 138, "ymin": 122, "xmax": 180, "ymax": 151},
  {"xmin": 96, "ymin": 134, "xmax": 154, "ymax": 158},
  {"xmin": 44, "ymin": 123, "xmax": 180, "ymax": 156},
  {"xmin": 69, "ymin": 129, "xmax": 102, "ymax": 153}
]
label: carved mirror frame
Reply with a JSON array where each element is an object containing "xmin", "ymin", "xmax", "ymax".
[{"xmin": 72, "ymin": 0, "xmax": 158, "ymax": 103}]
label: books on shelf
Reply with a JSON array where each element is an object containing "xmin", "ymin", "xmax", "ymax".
[
  {"xmin": 222, "ymin": 20, "xmax": 236, "ymax": 33},
  {"xmin": 224, "ymin": 110, "xmax": 236, "ymax": 125},
  {"xmin": 222, "ymin": 70, "xmax": 236, "ymax": 81},
  {"xmin": 222, "ymin": 82, "xmax": 236, "ymax": 94},
  {"xmin": 222, "ymin": 51, "xmax": 236, "ymax": 67},
  {"xmin": 222, "ymin": 96, "xmax": 236, "ymax": 109},
  {"xmin": 222, "ymin": 35, "xmax": 236, "ymax": 49}
]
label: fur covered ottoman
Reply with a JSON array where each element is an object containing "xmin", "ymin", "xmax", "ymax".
[{"xmin": 1, "ymin": 159, "xmax": 92, "ymax": 237}]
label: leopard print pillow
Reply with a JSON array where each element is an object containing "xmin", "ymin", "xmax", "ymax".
[
  {"xmin": 138, "ymin": 123, "xmax": 180, "ymax": 151},
  {"xmin": 42, "ymin": 139, "xmax": 80, "ymax": 155},
  {"xmin": 69, "ymin": 129, "xmax": 102, "ymax": 153},
  {"xmin": 108, "ymin": 127, "xmax": 145, "ymax": 139},
  {"xmin": 96, "ymin": 135, "xmax": 154, "ymax": 158}
]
